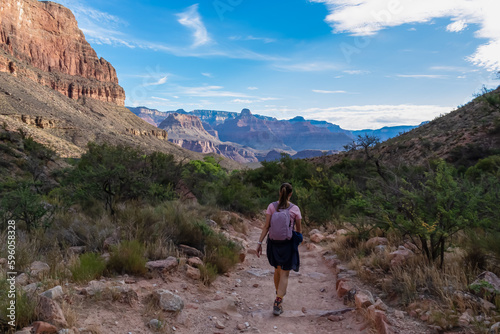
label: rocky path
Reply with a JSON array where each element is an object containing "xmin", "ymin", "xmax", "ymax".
[{"xmin": 180, "ymin": 219, "xmax": 363, "ymax": 334}]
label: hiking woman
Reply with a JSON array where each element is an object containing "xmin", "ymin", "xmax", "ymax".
[{"xmin": 256, "ymin": 182, "xmax": 303, "ymax": 316}]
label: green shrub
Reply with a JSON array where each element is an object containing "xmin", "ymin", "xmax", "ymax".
[
  {"xmin": 107, "ymin": 240, "xmax": 147, "ymax": 276},
  {"xmin": 199, "ymin": 263, "xmax": 218, "ymax": 286},
  {"xmin": 70, "ymin": 252, "xmax": 107, "ymax": 283},
  {"xmin": 205, "ymin": 234, "xmax": 240, "ymax": 274}
]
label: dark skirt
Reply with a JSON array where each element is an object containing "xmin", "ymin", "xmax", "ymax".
[{"xmin": 266, "ymin": 232, "xmax": 302, "ymax": 272}]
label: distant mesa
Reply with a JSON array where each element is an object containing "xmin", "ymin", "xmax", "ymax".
[
  {"xmin": 289, "ymin": 116, "xmax": 306, "ymax": 122},
  {"xmin": 158, "ymin": 112, "xmax": 258, "ymax": 163},
  {"xmin": 240, "ymin": 108, "xmax": 252, "ymax": 117}
]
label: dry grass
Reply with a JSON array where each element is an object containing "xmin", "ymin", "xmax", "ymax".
[
  {"xmin": 145, "ymin": 238, "xmax": 178, "ymax": 261},
  {"xmin": 211, "ymin": 210, "xmax": 249, "ymax": 235},
  {"xmin": 61, "ymin": 300, "xmax": 78, "ymax": 327}
]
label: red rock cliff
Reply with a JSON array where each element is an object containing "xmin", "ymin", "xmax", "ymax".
[{"xmin": 0, "ymin": 0, "xmax": 125, "ymax": 105}]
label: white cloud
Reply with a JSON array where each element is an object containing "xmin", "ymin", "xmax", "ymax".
[
  {"xmin": 396, "ymin": 74, "xmax": 448, "ymax": 79},
  {"xmin": 151, "ymin": 96, "xmax": 170, "ymax": 102},
  {"xmin": 468, "ymin": 40, "xmax": 500, "ymax": 72},
  {"xmin": 273, "ymin": 61, "xmax": 339, "ymax": 72},
  {"xmin": 343, "ymin": 70, "xmax": 369, "ymax": 75},
  {"xmin": 178, "ymin": 85, "xmax": 251, "ymax": 98},
  {"xmin": 230, "ymin": 35, "xmax": 276, "ymax": 43},
  {"xmin": 446, "ymin": 20, "xmax": 468, "ymax": 33},
  {"xmin": 429, "ymin": 66, "xmax": 472, "ymax": 72},
  {"xmin": 247, "ymin": 87, "xmax": 259, "ymax": 90},
  {"xmin": 143, "ymin": 76, "xmax": 168, "ymax": 87},
  {"xmin": 231, "ymin": 99, "xmax": 254, "ymax": 104},
  {"xmin": 311, "ymin": 0, "xmax": 500, "ymax": 71},
  {"xmin": 202, "ymin": 72, "xmax": 213, "ymax": 77},
  {"xmin": 312, "ymin": 89, "xmax": 348, "ymax": 94},
  {"xmin": 300, "ymin": 104, "xmax": 452, "ymax": 130},
  {"xmin": 176, "ymin": 4, "xmax": 211, "ymax": 48}
]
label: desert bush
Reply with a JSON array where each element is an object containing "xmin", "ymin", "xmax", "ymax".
[
  {"xmin": 204, "ymin": 235, "xmax": 240, "ymax": 274},
  {"xmin": 50, "ymin": 211, "xmax": 113, "ymax": 252},
  {"xmin": 199, "ymin": 263, "xmax": 218, "ymax": 286},
  {"xmin": 107, "ymin": 240, "xmax": 147, "ymax": 276},
  {"xmin": 70, "ymin": 252, "xmax": 107, "ymax": 283},
  {"xmin": 0, "ymin": 181, "xmax": 54, "ymax": 232}
]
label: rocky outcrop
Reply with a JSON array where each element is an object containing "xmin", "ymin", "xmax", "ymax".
[
  {"xmin": 128, "ymin": 107, "xmax": 171, "ymax": 126},
  {"xmin": 0, "ymin": 0, "xmax": 125, "ymax": 105},
  {"xmin": 21, "ymin": 115, "xmax": 58, "ymax": 129},
  {"xmin": 126, "ymin": 128, "xmax": 168, "ymax": 140},
  {"xmin": 159, "ymin": 113, "xmax": 258, "ymax": 163}
]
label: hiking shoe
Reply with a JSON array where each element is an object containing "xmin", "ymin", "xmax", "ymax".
[{"xmin": 273, "ymin": 299, "xmax": 283, "ymax": 316}]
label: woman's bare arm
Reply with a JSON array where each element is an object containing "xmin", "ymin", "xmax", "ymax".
[
  {"xmin": 256, "ymin": 214, "xmax": 271, "ymax": 257},
  {"xmin": 295, "ymin": 218, "xmax": 302, "ymax": 234}
]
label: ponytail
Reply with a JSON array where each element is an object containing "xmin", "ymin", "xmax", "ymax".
[{"xmin": 278, "ymin": 183, "xmax": 293, "ymax": 210}]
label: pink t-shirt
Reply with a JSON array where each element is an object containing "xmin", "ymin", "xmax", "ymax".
[{"xmin": 266, "ymin": 202, "xmax": 302, "ymax": 223}]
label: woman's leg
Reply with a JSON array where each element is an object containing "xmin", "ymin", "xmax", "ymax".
[
  {"xmin": 273, "ymin": 266, "xmax": 281, "ymax": 294},
  {"xmin": 277, "ymin": 269, "xmax": 290, "ymax": 297}
]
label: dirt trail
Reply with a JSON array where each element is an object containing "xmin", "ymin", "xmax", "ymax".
[{"xmin": 180, "ymin": 219, "xmax": 363, "ymax": 334}]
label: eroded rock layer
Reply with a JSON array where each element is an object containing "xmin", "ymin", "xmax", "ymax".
[{"xmin": 0, "ymin": 0, "xmax": 125, "ymax": 105}]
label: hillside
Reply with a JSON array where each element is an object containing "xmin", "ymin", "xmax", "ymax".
[{"xmin": 309, "ymin": 87, "xmax": 500, "ymax": 167}]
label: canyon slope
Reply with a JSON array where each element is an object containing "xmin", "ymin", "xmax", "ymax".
[
  {"xmin": 0, "ymin": 0, "xmax": 241, "ymax": 169},
  {"xmin": 158, "ymin": 113, "xmax": 259, "ymax": 163}
]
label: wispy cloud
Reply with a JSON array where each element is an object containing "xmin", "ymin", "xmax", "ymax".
[
  {"xmin": 177, "ymin": 85, "xmax": 251, "ymax": 98},
  {"xmin": 230, "ymin": 35, "xmax": 276, "ymax": 43},
  {"xmin": 231, "ymin": 99, "xmax": 254, "ymax": 104},
  {"xmin": 201, "ymin": 72, "xmax": 213, "ymax": 77},
  {"xmin": 273, "ymin": 61, "xmax": 340, "ymax": 72},
  {"xmin": 176, "ymin": 4, "xmax": 211, "ymax": 48},
  {"xmin": 396, "ymin": 74, "xmax": 448, "ymax": 79},
  {"xmin": 247, "ymin": 87, "xmax": 259, "ymax": 90},
  {"xmin": 301, "ymin": 104, "xmax": 453, "ymax": 130},
  {"xmin": 429, "ymin": 65, "xmax": 475, "ymax": 72},
  {"xmin": 151, "ymin": 96, "xmax": 170, "ymax": 102},
  {"xmin": 312, "ymin": 89, "xmax": 348, "ymax": 94},
  {"xmin": 311, "ymin": 0, "xmax": 500, "ymax": 71},
  {"xmin": 53, "ymin": 0, "xmax": 283, "ymax": 62},
  {"xmin": 343, "ymin": 70, "xmax": 370, "ymax": 75},
  {"xmin": 143, "ymin": 76, "xmax": 168, "ymax": 87}
]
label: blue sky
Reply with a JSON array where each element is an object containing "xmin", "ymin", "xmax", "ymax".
[{"xmin": 53, "ymin": 0, "xmax": 499, "ymax": 130}]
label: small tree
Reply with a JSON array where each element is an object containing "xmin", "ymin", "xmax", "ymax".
[{"xmin": 379, "ymin": 161, "xmax": 481, "ymax": 267}]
